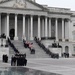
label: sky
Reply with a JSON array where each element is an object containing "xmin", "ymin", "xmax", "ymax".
[{"xmin": 36, "ymin": 0, "xmax": 75, "ymax": 11}]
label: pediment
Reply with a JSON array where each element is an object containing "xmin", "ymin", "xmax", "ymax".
[{"xmin": 0, "ymin": 0, "xmax": 46, "ymax": 11}]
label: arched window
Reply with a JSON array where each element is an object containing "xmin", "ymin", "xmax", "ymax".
[{"xmin": 65, "ymin": 46, "xmax": 69, "ymax": 53}]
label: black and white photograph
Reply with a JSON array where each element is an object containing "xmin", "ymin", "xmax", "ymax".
[{"xmin": 0, "ymin": 0, "xmax": 75, "ymax": 75}]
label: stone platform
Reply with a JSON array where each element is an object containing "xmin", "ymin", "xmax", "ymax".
[
  {"xmin": 0, "ymin": 47, "xmax": 9, "ymax": 60},
  {"xmin": 49, "ymin": 48, "xmax": 62, "ymax": 57}
]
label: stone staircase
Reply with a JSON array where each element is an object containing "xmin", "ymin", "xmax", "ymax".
[
  {"xmin": 9, "ymin": 40, "xmax": 50, "ymax": 58},
  {"xmin": 9, "ymin": 46, "xmax": 15, "ymax": 55},
  {"xmin": 8, "ymin": 46, "xmax": 15, "ymax": 59},
  {"xmin": 30, "ymin": 41, "xmax": 50, "ymax": 58}
]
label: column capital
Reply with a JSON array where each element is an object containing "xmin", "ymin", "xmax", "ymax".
[
  {"xmin": 30, "ymin": 15, "xmax": 34, "ymax": 17},
  {"xmin": 65, "ymin": 18, "xmax": 71, "ymax": 22},
  {"xmin": 66, "ymin": 18, "xmax": 70, "ymax": 20},
  {"xmin": 15, "ymin": 14, "xmax": 18, "ymax": 16},
  {"xmin": 49, "ymin": 17, "xmax": 52, "ymax": 19},
  {"xmin": 55, "ymin": 18, "xmax": 59, "ymax": 20},
  {"xmin": 30, "ymin": 15, "xmax": 33, "ymax": 18},
  {"xmin": 62, "ymin": 18, "xmax": 65, "ymax": 20},
  {"xmin": 38, "ymin": 15, "xmax": 40, "ymax": 17},
  {"xmin": 45, "ymin": 16, "xmax": 48, "ymax": 18},
  {"xmin": 68, "ymin": 18, "xmax": 71, "ymax": 22},
  {"xmin": 23, "ymin": 14, "xmax": 26, "ymax": 16},
  {"xmin": 7, "ymin": 13, "xmax": 9, "ymax": 16},
  {"xmin": 7, "ymin": 13, "xmax": 10, "ymax": 15}
]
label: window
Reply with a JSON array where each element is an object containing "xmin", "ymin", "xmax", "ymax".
[{"xmin": 65, "ymin": 46, "xmax": 69, "ymax": 53}]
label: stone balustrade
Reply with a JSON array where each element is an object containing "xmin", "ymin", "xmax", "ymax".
[{"xmin": 48, "ymin": 7, "xmax": 70, "ymax": 13}]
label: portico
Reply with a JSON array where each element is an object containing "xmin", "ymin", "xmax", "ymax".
[
  {"xmin": 0, "ymin": 13, "xmax": 70, "ymax": 41},
  {"xmin": 0, "ymin": 0, "xmax": 71, "ymax": 42}
]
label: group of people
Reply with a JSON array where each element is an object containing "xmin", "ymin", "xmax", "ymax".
[
  {"xmin": 0, "ymin": 33, "xmax": 6, "ymax": 38},
  {"xmin": 52, "ymin": 41, "xmax": 62, "ymax": 48},
  {"xmin": 2, "ymin": 54, "xmax": 8, "ymax": 63},
  {"xmin": 23, "ymin": 39, "xmax": 33, "ymax": 49},
  {"xmin": 11, "ymin": 53, "xmax": 27, "ymax": 66},
  {"xmin": 34, "ymin": 37, "xmax": 59, "ymax": 59},
  {"xmin": 8, "ymin": 38, "xmax": 19, "ymax": 53},
  {"xmin": 62, "ymin": 52, "xmax": 69, "ymax": 58},
  {"xmin": 0, "ymin": 33, "xmax": 8, "ymax": 47},
  {"xmin": 23, "ymin": 39, "xmax": 35, "ymax": 54}
]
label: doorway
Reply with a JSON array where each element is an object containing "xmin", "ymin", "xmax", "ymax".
[
  {"xmin": 9, "ymin": 29, "xmax": 15, "ymax": 40},
  {"xmin": 65, "ymin": 46, "xmax": 69, "ymax": 53}
]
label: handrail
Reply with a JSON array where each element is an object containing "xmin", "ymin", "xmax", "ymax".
[
  {"xmin": 8, "ymin": 38, "xmax": 19, "ymax": 53},
  {"xmin": 34, "ymin": 37, "xmax": 59, "ymax": 59}
]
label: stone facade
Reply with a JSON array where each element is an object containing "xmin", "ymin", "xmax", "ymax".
[{"xmin": 0, "ymin": 0, "xmax": 75, "ymax": 56}]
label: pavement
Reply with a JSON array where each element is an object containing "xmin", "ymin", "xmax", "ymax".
[
  {"xmin": 27, "ymin": 58, "xmax": 75, "ymax": 75},
  {"xmin": 0, "ymin": 58, "xmax": 75, "ymax": 75}
]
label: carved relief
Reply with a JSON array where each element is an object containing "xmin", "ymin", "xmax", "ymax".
[{"xmin": 13, "ymin": 0, "xmax": 27, "ymax": 8}]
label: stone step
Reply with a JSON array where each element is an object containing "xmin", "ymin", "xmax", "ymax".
[{"xmin": 9, "ymin": 40, "xmax": 50, "ymax": 58}]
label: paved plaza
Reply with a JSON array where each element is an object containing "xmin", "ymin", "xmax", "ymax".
[
  {"xmin": 27, "ymin": 58, "xmax": 75, "ymax": 75},
  {"xmin": 0, "ymin": 58, "xmax": 75, "ymax": 75}
]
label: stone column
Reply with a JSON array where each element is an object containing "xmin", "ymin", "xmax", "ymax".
[
  {"xmin": 38, "ymin": 16, "xmax": 41, "ymax": 40},
  {"xmin": 0, "ymin": 13, "xmax": 1, "ymax": 36},
  {"xmin": 55, "ymin": 18, "xmax": 58, "ymax": 41},
  {"xmin": 14, "ymin": 14, "xmax": 18, "ymax": 40},
  {"xmin": 45, "ymin": 16, "xmax": 48, "ymax": 37},
  {"xmin": 0, "ymin": 14, "xmax": 1, "ymax": 46},
  {"xmin": 62, "ymin": 18, "xmax": 65, "ymax": 41},
  {"xmin": 7, "ymin": 14, "xmax": 9, "ymax": 38},
  {"xmin": 68, "ymin": 19, "xmax": 71, "ymax": 41},
  {"xmin": 49, "ymin": 18, "xmax": 51, "ymax": 37},
  {"xmin": 22, "ymin": 15, "xmax": 26, "ymax": 40},
  {"xmin": 28, "ymin": 18, "xmax": 30, "ymax": 40},
  {"xmin": 30, "ymin": 15, "xmax": 33, "ymax": 40},
  {"xmin": 42, "ymin": 19, "xmax": 44, "ymax": 37}
]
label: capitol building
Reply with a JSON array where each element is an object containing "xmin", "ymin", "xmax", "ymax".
[{"xmin": 0, "ymin": 0, "xmax": 75, "ymax": 57}]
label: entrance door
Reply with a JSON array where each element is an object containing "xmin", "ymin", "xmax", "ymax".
[
  {"xmin": 65, "ymin": 46, "xmax": 69, "ymax": 53},
  {"xmin": 9, "ymin": 29, "xmax": 15, "ymax": 40}
]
